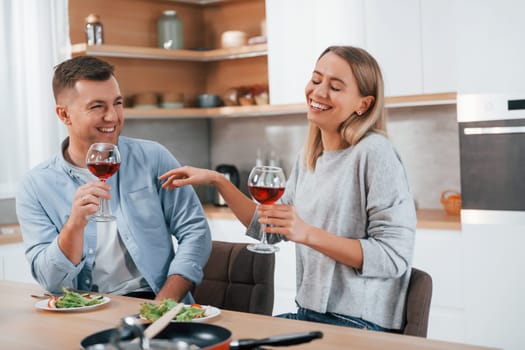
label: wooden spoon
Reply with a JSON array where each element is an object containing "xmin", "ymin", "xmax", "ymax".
[{"xmin": 143, "ymin": 302, "xmax": 185, "ymax": 340}]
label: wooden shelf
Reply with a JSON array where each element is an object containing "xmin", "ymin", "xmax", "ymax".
[
  {"xmin": 71, "ymin": 43, "xmax": 267, "ymax": 62},
  {"xmin": 124, "ymin": 92, "xmax": 457, "ymax": 119},
  {"xmin": 166, "ymin": 0, "xmax": 238, "ymax": 4},
  {"xmin": 385, "ymin": 92, "xmax": 456, "ymax": 108},
  {"xmin": 125, "ymin": 103, "xmax": 306, "ymax": 119}
]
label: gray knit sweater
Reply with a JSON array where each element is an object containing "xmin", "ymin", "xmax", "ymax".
[{"xmin": 247, "ymin": 132, "xmax": 416, "ymax": 329}]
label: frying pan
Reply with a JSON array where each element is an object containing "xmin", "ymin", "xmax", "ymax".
[{"xmin": 81, "ymin": 322, "xmax": 323, "ymax": 350}]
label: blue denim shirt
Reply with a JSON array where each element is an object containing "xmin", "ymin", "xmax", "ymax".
[{"xmin": 16, "ymin": 136, "xmax": 211, "ymax": 302}]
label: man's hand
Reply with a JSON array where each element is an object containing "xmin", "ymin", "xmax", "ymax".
[
  {"xmin": 58, "ymin": 181, "xmax": 112, "ymax": 265},
  {"xmin": 69, "ymin": 181, "xmax": 112, "ymax": 227},
  {"xmin": 155, "ymin": 274, "xmax": 193, "ymax": 302}
]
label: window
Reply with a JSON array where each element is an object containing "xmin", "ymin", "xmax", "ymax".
[{"xmin": 0, "ymin": 0, "xmax": 69, "ymax": 198}]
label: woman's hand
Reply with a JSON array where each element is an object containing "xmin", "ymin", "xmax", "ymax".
[
  {"xmin": 258, "ymin": 204, "xmax": 311, "ymax": 244},
  {"xmin": 259, "ymin": 204, "xmax": 364, "ymax": 269},
  {"xmin": 159, "ymin": 166, "xmax": 219, "ymax": 190}
]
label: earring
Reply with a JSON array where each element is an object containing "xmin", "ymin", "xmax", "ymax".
[{"xmin": 356, "ymin": 111, "xmax": 362, "ymax": 116}]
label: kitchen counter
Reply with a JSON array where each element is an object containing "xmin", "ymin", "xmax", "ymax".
[
  {"xmin": 0, "ymin": 207, "xmax": 461, "ymax": 246},
  {"xmin": 0, "ymin": 224, "xmax": 22, "ymax": 245},
  {"xmin": 204, "ymin": 205, "xmax": 462, "ymax": 231},
  {"xmin": 0, "ymin": 280, "xmax": 496, "ymax": 350}
]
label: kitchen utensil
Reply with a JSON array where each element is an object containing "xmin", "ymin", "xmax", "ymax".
[
  {"xmin": 197, "ymin": 94, "xmax": 222, "ymax": 108},
  {"xmin": 160, "ymin": 92, "xmax": 184, "ymax": 109},
  {"xmin": 214, "ymin": 165, "xmax": 240, "ymax": 207},
  {"xmin": 84, "ymin": 303, "xmax": 185, "ymax": 350},
  {"xmin": 81, "ymin": 322, "xmax": 323, "ymax": 350},
  {"xmin": 30, "ymin": 293, "xmax": 54, "ymax": 299},
  {"xmin": 220, "ymin": 31, "xmax": 247, "ymax": 48},
  {"xmin": 144, "ymin": 302, "xmax": 185, "ymax": 340},
  {"xmin": 134, "ymin": 92, "xmax": 159, "ymax": 109}
]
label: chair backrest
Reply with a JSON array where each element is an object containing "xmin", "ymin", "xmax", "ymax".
[
  {"xmin": 193, "ymin": 240, "xmax": 275, "ymax": 315},
  {"xmin": 403, "ymin": 267, "xmax": 433, "ymax": 337}
]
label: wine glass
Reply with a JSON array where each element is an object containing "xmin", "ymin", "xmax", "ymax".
[
  {"xmin": 85, "ymin": 143, "xmax": 121, "ymax": 222},
  {"xmin": 247, "ymin": 165, "xmax": 286, "ymax": 254}
]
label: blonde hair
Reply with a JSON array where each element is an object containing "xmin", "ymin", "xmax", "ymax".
[{"xmin": 304, "ymin": 46, "xmax": 387, "ymax": 170}]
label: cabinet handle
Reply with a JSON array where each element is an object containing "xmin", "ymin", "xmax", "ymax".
[{"xmin": 463, "ymin": 125, "xmax": 525, "ymax": 135}]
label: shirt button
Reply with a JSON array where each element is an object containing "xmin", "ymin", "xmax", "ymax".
[
  {"xmin": 88, "ymin": 248, "xmax": 94, "ymax": 254},
  {"xmin": 85, "ymin": 279, "xmax": 90, "ymax": 284}
]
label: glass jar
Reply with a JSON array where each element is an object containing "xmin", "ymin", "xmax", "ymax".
[
  {"xmin": 85, "ymin": 14, "xmax": 103, "ymax": 45},
  {"xmin": 157, "ymin": 10, "xmax": 183, "ymax": 49}
]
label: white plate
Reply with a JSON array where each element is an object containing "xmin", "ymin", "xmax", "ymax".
[
  {"xmin": 140, "ymin": 305, "xmax": 221, "ymax": 322},
  {"xmin": 190, "ymin": 305, "xmax": 220, "ymax": 322},
  {"xmin": 35, "ymin": 295, "xmax": 111, "ymax": 312}
]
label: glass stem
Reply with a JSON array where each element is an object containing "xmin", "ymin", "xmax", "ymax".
[
  {"xmin": 260, "ymin": 222, "xmax": 269, "ymax": 245},
  {"xmin": 99, "ymin": 197, "xmax": 111, "ymax": 216}
]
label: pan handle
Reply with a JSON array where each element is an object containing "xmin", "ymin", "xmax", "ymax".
[{"xmin": 230, "ymin": 331, "xmax": 323, "ymax": 349}]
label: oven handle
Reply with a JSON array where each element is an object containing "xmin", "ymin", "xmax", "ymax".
[{"xmin": 463, "ymin": 125, "xmax": 525, "ymax": 135}]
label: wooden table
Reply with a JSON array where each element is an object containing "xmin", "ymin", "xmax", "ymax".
[{"xmin": 0, "ymin": 280, "xmax": 495, "ymax": 350}]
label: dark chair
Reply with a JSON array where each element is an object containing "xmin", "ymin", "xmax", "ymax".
[
  {"xmin": 403, "ymin": 267, "xmax": 433, "ymax": 337},
  {"xmin": 193, "ymin": 240, "xmax": 275, "ymax": 315}
]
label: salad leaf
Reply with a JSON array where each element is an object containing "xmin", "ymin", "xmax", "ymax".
[
  {"xmin": 139, "ymin": 298, "xmax": 206, "ymax": 322},
  {"xmin": 54, "ymin": 286, "xmax": 104, "ymax": 308}
]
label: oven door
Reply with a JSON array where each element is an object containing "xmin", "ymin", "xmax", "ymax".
[{"xmin": 459, "ymin": 118, "xmax": 525, "ymax": 212}]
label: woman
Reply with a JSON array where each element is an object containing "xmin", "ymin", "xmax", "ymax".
[{"xmin": 160, "ymin": 46, "xmax": 416, "ymax": 332}]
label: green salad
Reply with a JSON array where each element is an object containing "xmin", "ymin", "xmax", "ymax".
[
  {"xmin": 139, "ymin": 298, "xmax": 206, "ymax": 322},
  {"xmin": 50, "ymin": 286, "xmax": 104, "ymax": 308}
]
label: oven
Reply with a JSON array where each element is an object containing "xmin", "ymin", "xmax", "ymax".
[{"xmin": 457, "ymin": 93, "xmax": 525, "ymax": 224}]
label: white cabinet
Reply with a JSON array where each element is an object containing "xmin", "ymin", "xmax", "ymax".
[
  {"xmin": 413, "ymin": 229, "xmax": 466, "ymax": 344},
  {"xmin": 265, "ymin": 0, "xmax": 365, "ymax": 105},
  {"xmin": 461, "ymin": 222, "xmax": 525, "ymax": 350},
  {"xmin": 456, "ymin": 0, "xmax": 525, "ymax": 93},
  {"xmin": 0, "ymin": 243, "xmax": 36, "ymax": 284},
  {"xmin": 364, "ymin": 0, "xmax": 456, "ymax": 96},
  {"xmin": 364, "ymin": 0, "xmax": 422, "ymax": 96},
  {"xmin": 207, "ymin": 218, "xmax": 297, "ymax": 315},
  {"xmin": 266, "ymin": 0, "xmax": 456, "ymax": 103},
  {"xmin": 420, "ymin": 0, "xmax": 456, "ymax": 93}
]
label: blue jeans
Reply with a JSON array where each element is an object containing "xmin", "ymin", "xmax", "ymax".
[{"xmin": 277, "ymin": 307, "xmax": 398, "ymax": 333}]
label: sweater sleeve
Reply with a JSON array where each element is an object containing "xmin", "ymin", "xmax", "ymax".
[{"xmin": 357, "ymin": 137, "xmax": 416, "ymax": 278}]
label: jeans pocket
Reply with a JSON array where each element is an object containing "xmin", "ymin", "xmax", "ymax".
[{"xmin": 330, "ymin": 313, "xmax": 368, "ymax": 329}]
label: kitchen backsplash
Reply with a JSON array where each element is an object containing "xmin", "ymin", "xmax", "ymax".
[
  {"xmin": 209, "ymin": 104, "xmax": 460, "ymax": 210},
  {"xmin": 0, "ymin": 104, "xmax": 459, "ymax": 224}
]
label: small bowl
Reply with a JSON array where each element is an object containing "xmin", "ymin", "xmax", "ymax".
[
  {"xmin": 198, "ymin": 94, "xmax": 223, "ymax": 108},
  {"xmin": 221, "ymin": 30, "xmax": 247, "ymax": 48}
]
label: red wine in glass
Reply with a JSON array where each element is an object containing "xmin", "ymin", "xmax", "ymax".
[
  {"xmin": 86, "ymin": 162, "xmax": 120, "ymax": 181},
  {"xmin": 247, "ymin": 165, "xmax": 286, "ymax": 254},
  {"xmin": 248, "ymin": 186, "xmax": 285, "ymax": 204},
  {"xmin": 85, "ymin": 143, "xmax": 121, "ymax": 222}
]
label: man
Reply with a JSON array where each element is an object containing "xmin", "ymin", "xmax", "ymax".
[{"xmin": 16, "ymin": 56, "xmax": 211, "ymax": 302}]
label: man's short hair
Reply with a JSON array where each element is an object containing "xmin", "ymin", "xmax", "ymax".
[{"xmin": 52, "ymin": 56, "xmax": 115, "ymax": 101}]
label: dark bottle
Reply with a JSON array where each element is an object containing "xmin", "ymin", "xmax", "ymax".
[{"xmin": 85, "ymin": 14, "xmax": 103, "ymax": 45}]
